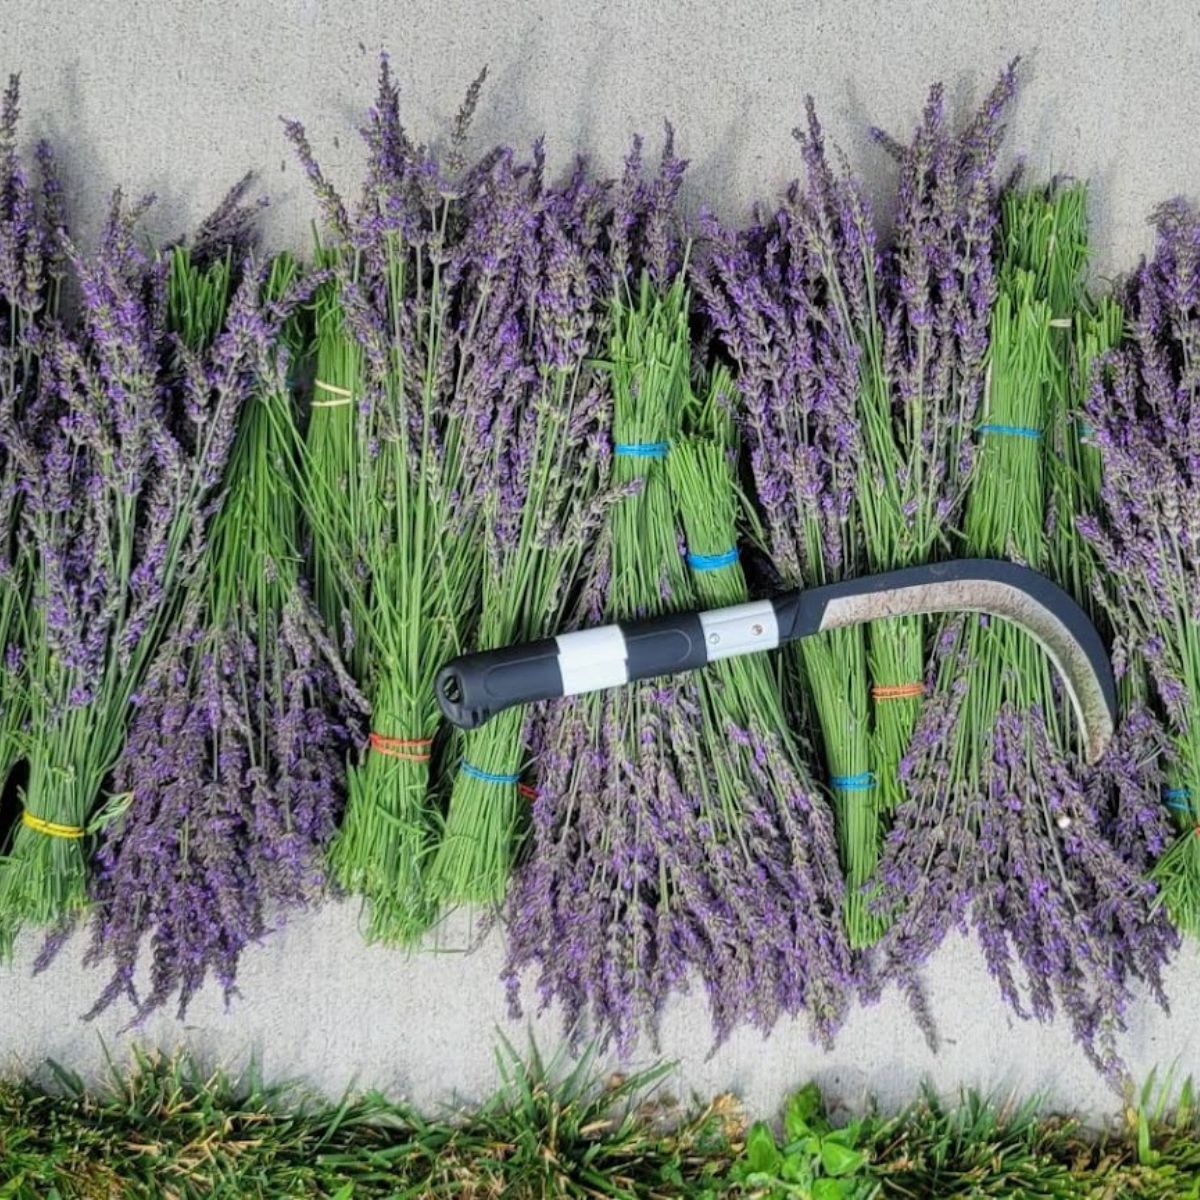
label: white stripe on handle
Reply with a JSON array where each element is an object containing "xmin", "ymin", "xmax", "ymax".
[{"xmin": 555, "ymin": 625, "xmax": 629, "ymax": 695}]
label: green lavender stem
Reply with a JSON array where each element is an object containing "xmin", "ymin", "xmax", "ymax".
[
  {"xmin": 308, "ymin": 259, "xmax": 363, "ymax": 677},
  {"xmin": 867, "ymin": 615, "xmax": 926, "ymax": 813},
  {"xmin": 797, "ymin": 629, "xmax": 876, "ymax": 945}
]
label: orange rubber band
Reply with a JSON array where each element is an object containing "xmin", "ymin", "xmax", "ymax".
[
  {"xmin": 517, "ymin": 783, "xmax": 538, "ymax": 801},
  {"xmin": 369, "ymin": 732, "xmax": 432, "ymax": 762},
  {"xmin": 871, "ymin": 682, "xmax": 925, "ymax": 701}
]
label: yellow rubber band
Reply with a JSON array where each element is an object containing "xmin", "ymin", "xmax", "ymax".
[
  {"xmin": 1048, "ymin": 318, "xmax": 1072, "ymax": 329},
  {"xmin": 311, "ymin": 379, "xmax": 355, "ymax": 408},
  {"xmin": 21, "ymin": 810, "xmax": 85, "ymax": 839}
]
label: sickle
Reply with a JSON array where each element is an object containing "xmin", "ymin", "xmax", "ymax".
[{"xmin": 435, "ymin": 558, "xmax": 1116, "ymax": 764}]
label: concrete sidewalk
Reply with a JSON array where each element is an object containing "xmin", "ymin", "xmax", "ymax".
[
  {"xmin": 2, "ymin": 0, "xmax": 1198, "ymax": 1119},
  {"xmin": 7, "ymin": 907, "xmax": 1196, "ymax": 1119}
]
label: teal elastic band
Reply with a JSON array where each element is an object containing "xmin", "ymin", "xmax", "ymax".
[
  {"xmin": 460, "ymin": 761, "xmax": 520, "ymax": 786},
  {"xmin": 614, "ymin": 441, "xmax": 669, "ymax": 459},
  {"xmin": 687, "ymin": 547, "xmax": 740, "ymax": 571},
  {"xmin": 832, "ymin": 772, "xmax": 874, "ymax": 792},
  {"xmin": 1164, "ymin": 786, "xmax": 1192, "ymax": 812},
  {"xmin": 978, "ymin": 423, "xmax": 1042, "ymax": 440}
]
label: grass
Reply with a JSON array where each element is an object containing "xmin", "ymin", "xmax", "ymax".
[
  {"xmin": 0, "ymin": 1040, "xmax": 738, "ymax": 1199},
  {"xmin": 6, "ymin": 1045, "xmax": 1200, "ymax": 1198}
]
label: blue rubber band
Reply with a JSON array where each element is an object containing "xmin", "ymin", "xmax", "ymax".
[
  {"xmin": 1164, "ymin": 786, "xmax": 1192, "ymax": 812},
  {"xmin": 687, "ymin": 547, "xmax": 740, "ymax": 571},
  {"xmin": 460, "ymin": 761, "xmax": 521, "ymax": 786},
  {"xmin": 614, "ymin": 441, "xmax": 669, "ymax": 459},
  {"xmin": 978, "ymin": 423, "xmax": 1042, "ymax": 440},
  {"xmin": 831, "ymin": 772, "xmax": 875, "ymax": 792}
]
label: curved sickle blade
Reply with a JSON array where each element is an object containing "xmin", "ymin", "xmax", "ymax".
[
  {"xmin": 436, "ymin": 557, "xmax": 1117, "ymax": 763},
  {"xmin": 783, "ymin": 559, "xmax": 1116, "ymax": 763}
]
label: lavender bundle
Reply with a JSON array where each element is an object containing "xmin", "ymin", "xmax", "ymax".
[
  {"xmin": 504, "ymin": 263, "xmax": 701, "ymax": 1053},
  {"xmin": 695, "ymin": 73, "xmax": 1013, "ymax": 955},
  {"xmin": 70, "ymin": 253, "xmax": 364, "ymax": 1022},
  {"xmin": 869, "ymin": 195, "xmax": 1172, "ymax": 1080},
  {"xmin": 666, "ymin": 400, "xmax": 853, "ymax": 1043},
  {"xmin": 1081, "ymin": 199, "xmax": 1200, "ymax": 935},
  {"xmin": 0, "ymin": 77, "xmax": 63, "ymax": 789},
  {"xmin": 696, "ymin": 150, "xmax": 876, "ymax": 944},
  {"xmin": 853, "ymin": 70, "xmax": 1014, "ymax": 818},
  {"xmin": 0, "ymin": 191, "xmax": 283, "ymax": 953},
  {"xmin": 286, "ymin": 60, "xmax": 503, "ymax": 943},
  {"xmin": 427, "ymin": 154, "xmax": 614, "ymax": 905},
  {"xmin": 504, "ymin": 132, "xmax": 779, "ymax": 1047},
  {"xmin": 507, "ymin": 123, "xmax": 852, "ymax": 1049}
]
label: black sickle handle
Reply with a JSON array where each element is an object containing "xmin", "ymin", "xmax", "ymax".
[
  {"xmin": 435, "ymin": 559, "xmax": 1117, "ymax": 758},
  {"xmin": 435, "ymin": 637, "xmax": 563, "ymax": 732},
  {"xmin": 436, "ymin": 602, "xmax": 783, "ymax": 730}
]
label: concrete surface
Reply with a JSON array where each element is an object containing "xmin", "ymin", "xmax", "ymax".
[
  {"xmin": 3, "ymin": 0, "xmax": 1200, "ymax": 1120},
  {"xmin": 8, "ymin": 904, "xmax": 1200, "ymax": 1122}
]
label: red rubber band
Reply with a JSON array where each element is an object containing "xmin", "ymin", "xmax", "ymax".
[{"xmin": 369, "ymin": 732, "xmax": 432, "ymax": 762}]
